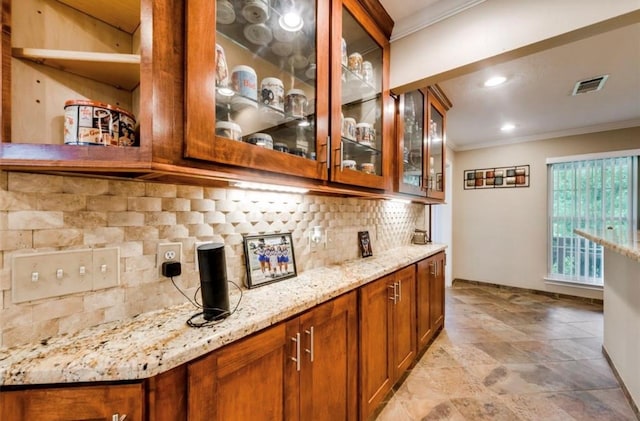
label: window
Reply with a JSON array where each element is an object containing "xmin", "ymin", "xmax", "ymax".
[{"xmin": 547, "ymin": 153, "xmax": 638, "ymax": 287}]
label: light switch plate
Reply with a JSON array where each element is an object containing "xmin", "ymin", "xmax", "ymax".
[
  {"xmin": 12, "ymin": 249, "xmax": 93, "ymax": 303},
  {"xmin": 92, "ymin": 247, "xmax": 120, "ymax": 290}
]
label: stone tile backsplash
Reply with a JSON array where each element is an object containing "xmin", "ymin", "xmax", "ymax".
[{"xmin": 0, "ymin": 171, "xmax": 425, "ymax": 347}]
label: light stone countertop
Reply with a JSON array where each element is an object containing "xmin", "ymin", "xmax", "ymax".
[
  {"xmin": 575, "ymin": 228, "xmax": 640, "ymax": 263},
  {"xmin": 0, "ymin": 244, "xmax": 446, "ymax": 386}
]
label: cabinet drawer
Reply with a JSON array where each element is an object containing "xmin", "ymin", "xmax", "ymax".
[{"xmin": 0, "ymin": 382, "xmax": 144, "ymax": 421}]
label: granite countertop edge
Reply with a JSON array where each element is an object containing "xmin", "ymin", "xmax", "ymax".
[
  {"xmin": 574, "ymin": 229, "xmax": 640, "ymax": 263},
  {"xmin": 0, "ymin": 244, "xmax": 446, "ymax": 387}
]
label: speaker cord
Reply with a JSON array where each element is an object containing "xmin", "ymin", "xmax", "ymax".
[{"xmin": 169, "ymin": 276, "xmax": 243, "ymax": 328}]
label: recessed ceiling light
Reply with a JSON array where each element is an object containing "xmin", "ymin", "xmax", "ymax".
[
  {"xmin": 484, "ymin": 76, "xmax": 507, "ymax": 87},
  {"xmin": 501, "ymin": 123, "xmax": 516, "ymax": 132}
]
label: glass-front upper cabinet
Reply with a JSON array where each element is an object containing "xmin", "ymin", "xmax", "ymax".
[
  {"xmin": 330, "ymin": 0, "xmax": 392, "ymax": 190},
  {"xmin": 397, "ymin": 89, "xmax": 426, "ymax": 195},
  {"xmin": 426, "ymin": 89, "xmax": 447, "ymax": 200},
  {"xmin": 185, "ymin": 0, "xmax": 329, "ymax": 181}
]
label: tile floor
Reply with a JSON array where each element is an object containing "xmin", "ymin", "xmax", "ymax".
[{"xmin": 376, "ymin": 280, "xmax": 639, "ymax": 420}]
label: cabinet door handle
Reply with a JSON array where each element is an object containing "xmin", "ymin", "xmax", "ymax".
[
  {"xmin": 326, "ymin": 136, "xmax": 331, "ymax": 166},
  {"xmin": 112, "ymin": 415, "xmax": 127, "ymax": 421},
  {"xmin": 397, "ymin": 280, "xmax": 402, "ymax": 302},
  {"xmin": 430, "ymin": 261, "xmax": 436, "ymax": 275},
  {"xmin": 388, "ymin": 283, "xmax": 397, "ymax": 304},
  {"xmin": 339, "ymin": 141, "xmax": 344, "ymax": 170},
  {"xmin": 291, "ymin": 332, "xmax": 301, "ymax": 372},
  {"xmin": 304, "ymin": 326, "xmax": 315, "ymax": 363}
]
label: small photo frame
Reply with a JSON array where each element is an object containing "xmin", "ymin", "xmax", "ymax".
[
  {"xmin": 358, "ymin": 231, "xmax": 373, "ymax": 258},
  {"xmin": 243, "ymin": 233, "xmax": 296, "ymax": 288}
]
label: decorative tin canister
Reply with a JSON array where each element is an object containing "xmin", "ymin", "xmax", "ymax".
[
  {"xmin": 361, "ymin": 162, "xmax": 375, "ymax": 174},
  {"xmin": 355, "ymin": 122, "xmax": 373, "ymax": 143},
  {"xmin": 242, "ymin": 0, "xmax": 269, "ymax": 24},
  {"xmin": 348, "ymin": 52, "xmax": 363, "ymax": 77},
  {"xmin": 64, "ymin": 100, "xmax": 137, "ymax": 147},
  {"xmin": 342, "ymin": 117, "xmax": 356, "ymax": 140},
  {"xmin": 260, "ymin": 77, "xmax": 284, "ymax": 111},
  {"xmin": 342, "ymin": 159, "xmax": 356, "ymax": 170},
  {"xmin": 231, "ymin": 65, "xmax": 258, "ymax": 101},
  {"xmin": 215, "ymin": 44, "xmax": 229, "ymax": 89},
  {"xmin": 246, "ymin": 132, "xmax": 273, "ymax": 149},
  {"xmin": 215, "ymin": 121, "xmax": 242, "ymax": 141},
  {"xmin": 285, "ymin": 89, "xmax": 307, "ymax": 119}
]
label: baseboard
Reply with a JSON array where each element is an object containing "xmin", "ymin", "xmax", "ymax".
[
  {"xmin": 452, "ymin": 278, "xmax": 603, "ymax": 305},
  {"xmin": 602, "ymin": 345, "xmax": 640, "ymax": 419}
]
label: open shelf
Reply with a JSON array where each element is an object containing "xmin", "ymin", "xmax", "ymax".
[{"xmin": 12, "ymin": 48, "xmax": 140, "ymax": 90}]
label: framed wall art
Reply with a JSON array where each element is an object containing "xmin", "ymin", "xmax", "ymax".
[
  {"xmin": 464, "ymin": 165, "xmax": 530, "ymax": 190},
  {"xmin": 243, "ymin": 233, "xmax": 296, "ymax": 288}
]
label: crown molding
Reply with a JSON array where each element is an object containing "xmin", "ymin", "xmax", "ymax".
[{"xmin": 390, "ymin": 0, "xmax": 486, "ymax": 42}]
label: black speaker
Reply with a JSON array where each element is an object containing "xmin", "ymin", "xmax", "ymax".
[{"xmin": 197, "ymin": 243, "xmax": 230, "ymax": 321}]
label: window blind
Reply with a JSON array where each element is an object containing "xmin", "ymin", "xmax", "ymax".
[{"xmin": 547, "ymin": 156, "xmax": 636, "ymax": 286}]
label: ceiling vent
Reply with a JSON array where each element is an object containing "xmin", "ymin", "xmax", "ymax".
[{"xmin": 572, "ymin": 75, "xmax": 609, "ymax": 95}]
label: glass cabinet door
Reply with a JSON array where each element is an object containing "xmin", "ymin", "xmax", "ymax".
[
  {"xmin": 426, "ymin": 92, "xmax": 446, "ymax": 200},
  {"xmin": 185, "ymin": 0, "xmax": 328, "ymax": 181},
  {"xmin": 398, "ymin": 90, "xmax": 426, "ymax": 196},
  {"xmin": 331, "ymin": 0, "xmax": 391, "ymax": 190}
]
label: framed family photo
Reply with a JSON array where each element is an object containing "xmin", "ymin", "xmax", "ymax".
[
  {"xmin": 243, "ymin": 233, "xmax": 297, "ymax": 288},
  {"xmin": 358, "ymin": 231, "xmax": 373, "ymax": 258}
]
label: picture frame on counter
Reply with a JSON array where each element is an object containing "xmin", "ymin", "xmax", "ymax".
[
  {"xmin": 358, "ymin": 231, "xmax": 373, "ymax": 258},
  {"xmin": 243, "ymin": 233, "xmax": 297, "ymax": 288},
  {"xmin": 464, "ymin": 164, "xmax": 530, "ymax": 189}
]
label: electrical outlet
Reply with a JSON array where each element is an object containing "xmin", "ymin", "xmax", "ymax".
[
  {"xmin": 158, "ymin": 242, "xmax": 182, "ymax": 269},
  {"xmin": 309, "ymin": 226, "xmax": 325, "ymax": 251}
]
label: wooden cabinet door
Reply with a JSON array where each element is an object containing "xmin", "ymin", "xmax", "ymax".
[
  {"xmin": 298, "ymin": 292, "xmax": 358, "ymax": 421},
  {"xmin": 188, "ymin": 321, "xmax": 295, "ymax": 421},
  {"xmin": 392, "ymin": 265, "xmax": 416, "ymax": 379},
  {"xmin": 0, "ymin": 383, "xmax": 144, "ymax": 421},
  {"xmin": 359, "ymin": 274, "xmax": 394, "ymax": 420},
  {"xmin": 147, "ymin": 365, "xmax": 187, "ymax": 421},
  {"xmin": 425, "ymin": 90, "xmax": 448, "ymax": 201},
  {"xmin": 430, "ymin": 252, "xmax": 445, "ymax": 330},
  {"xmin": 416, "ymin": 257, "xmax": 434, "ymax": 351}
]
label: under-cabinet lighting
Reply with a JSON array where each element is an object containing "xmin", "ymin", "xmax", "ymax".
[
  {"xmin": 298, "ymin": 120, "xmax": 310, "ymax": 127},
  {"xmin": 500, "ymin": 123, "xmax": 516, "ymax": 132},
  {"xmin": 389, "ymin": 198, "xmax": 411, "ymax": 204},
  {"xmin": 231, "ymin": 181, "xmax": 309, "ymax": 194},
  {"xmin": 484, "ymin": 76, "xmax": 507, "ymax": 87}
]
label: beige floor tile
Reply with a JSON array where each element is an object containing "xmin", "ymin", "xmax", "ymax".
[{"xmin": 374, "ymin": 283, "xmax": 637, "ymax": 421}]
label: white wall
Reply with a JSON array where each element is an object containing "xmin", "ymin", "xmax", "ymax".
[
  {"xmin": 603, "ymin": 248, "xmax": 640, "ymax": 408},
  {"xmin": 390, "ymin": 0, "xmax": 640, "ymax": 89},
  {"xmin": 452, "ymin": 126, "xmax": 640, "ymax": 299}
]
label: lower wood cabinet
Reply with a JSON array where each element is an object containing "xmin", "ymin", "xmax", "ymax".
[
  {"xmin": 0, "ymin": 382, "xmax": 144, "ymax": 421},
  {"xmin": 417, "ymin": 251, "xmax": 446, "ymax": 352},
  {"xmin": 188, "ymin": 291, "xmax": 358, "ymax": 421},
  {"xmin": 359, "ymin": 265, "xmax": 416, "ymax": 420},
  {"xmin": 0, "ymin": 253, "xmax": 445, "ymax": 421}
]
